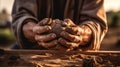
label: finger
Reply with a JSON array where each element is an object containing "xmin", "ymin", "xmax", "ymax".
[
  {"xmin": 58, "ymin": 38, "xmax": 79, "ymax": 48},
  {"xmin": 61, "ymin": 21, "xmax": 68, "ymax": 27},
  {"xmin": 53, "ymin": 19, "xmax": 61, "ymax": 24},
  {"xmin": 38, "ymin": 40, "xmax": 58, "ymax": 48},
  {"xmin": 35, "ymin": 33, "xmax": 56, "ymax": 42},
  {"xmin": 60, "ymin": 31, "xmax": 82, "ymax": 43},
  {"xmin": 65, "ymin": 27, "xmax": 78, "ymax": 34},
  {"xmin": 63, "ymin": 19, "xmax": 76, "ymax": 27},
  {"xmin": 38, "ymin": 18, "xmax": 52, "ymax": 26},
  {"xmin": 51, "ymin": 45, "xmax": 67, "ymax": 51},
  {"xmin": 51, "ymin": 19, "xmax": 62, "ymax": 28},
  {"xmin": 33, "ymin": 25, "xmax": 51, "ymax": 34},
  {"xmin": 65, "ymin": 27, "xmax": 83, "ymax": 35}
]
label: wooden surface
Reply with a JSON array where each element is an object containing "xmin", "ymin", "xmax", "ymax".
[
  {"xmin": 0, "ymin": 49, "xmax": 120, "ymax": 67},
  {"xmin": 4, "ymin": 50, "xmax": 120, "ymax": 54}
]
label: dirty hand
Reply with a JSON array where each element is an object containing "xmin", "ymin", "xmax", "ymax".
[
  {"xmin": 58, "ymin": 19, "xmax": 92, "ymax": 50},
  {"xmin": 33, "ymin": 18, "xmax": 57, "ymax": 49},
  {"xmin": 22, "ymin": 21, "xmax": 37, "ymax": 42}
]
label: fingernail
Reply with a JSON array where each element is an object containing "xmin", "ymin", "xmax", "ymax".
[
  {"xmin": 60, "ymin": 31, "xmax": 65, "ymax": 36},
  {"xmin": 62, "ymin": 22, "xmax": 67, "ymax": 26},
  {"xmin": 46, "ymin": 26, "xmax": 51, "ymax": 30},
  {"xmin": 59, "ymin": 38, "xmax": 63, "ymax": 42},
  {"xmin": 51, "ymin": 34, "xmax": 56, "ymax": 38}
]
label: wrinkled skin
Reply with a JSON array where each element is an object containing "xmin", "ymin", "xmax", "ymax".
[
  {"xmin": 58, "ymin": 19, "xmax": 92, "ymax": 50},
  {"xmin": 23, "ymin": 18, "xmax": 92, "ymax": 51},
  {"xmin": 32, "ymin": 18, "xmax": 57, "ymax": 49},
  {"xmin": 35, "ymin": 18, "xmax": 67, "ymax": 50}
]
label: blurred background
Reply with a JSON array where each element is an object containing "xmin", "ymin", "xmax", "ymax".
[{"xmin": 0, "ymin": 0, "xmax": 120, "ymax": 50}]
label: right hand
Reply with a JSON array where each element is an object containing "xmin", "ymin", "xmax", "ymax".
[
  {"xmin": 22, "ymin": 21, "xmax": 37, "ymax": 42},
  {"xmin": 33, "ymin": 18, "xmax": 58, "ymax": 49}
]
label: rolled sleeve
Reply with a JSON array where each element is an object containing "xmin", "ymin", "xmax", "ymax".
[
  {"xmin": 79, "ymin": 0, "xmax": 108, "ymax": 50},
  {"xmin": 11, "ymin": 0, "xmax": 38, "ymax": 49}
]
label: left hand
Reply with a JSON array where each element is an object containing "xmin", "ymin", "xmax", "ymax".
[
  {"xmin": 58, "ymin": 19, "xmax": 92, "ymax": 50},
  {"xmin": 58, "ymin": 19, "xmax": 82, "ymax": 50},
  {"xmin": 58, "ymin": 27, "xmax": 83, "ymax": 50}
]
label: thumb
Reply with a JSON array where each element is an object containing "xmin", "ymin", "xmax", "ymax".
[
  {"xmin": 38, "ymin": 18, "xmax": 52, "ymax": 26},
  {"xmin": 63, "ymin": 19, "xmax": 76, "ymax": 27}
]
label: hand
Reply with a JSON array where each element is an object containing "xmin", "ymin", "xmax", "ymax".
[
  {"xmin": 33, "ymin": 18, "xmax": 58, "ymax": 49},
  {"xmin": 58, "ymin": 19, "xmax": 92, "ymax": 50},
  {"xmin": 58, "ymin": 27, "xmax": 82, "ymax": 50},
  {"xmin": 36, "ymin": 18, "xmax": 69, "ymax": 50},
  {"xmin": 22, "ymin": 22, "xmax": 37, "ymax": 42},
  {"xmin": 58, "ymin": 19, "xmax": 82, "ymax": 50}
]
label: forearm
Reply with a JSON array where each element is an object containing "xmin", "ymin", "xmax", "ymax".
[{"xmin": 79, "ymin": 0, "xmax": 107, "ymax": 50}]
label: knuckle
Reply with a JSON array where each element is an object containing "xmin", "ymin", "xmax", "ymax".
[
  {"xmin": 33, "ymin": 26, "xmax": 38, "ymax": 33},
  {"xmin": 65, "ymin": 42, "xmax": 70, "ymax": 48},
  {"xmin": 71, "ymin": 36, "xmax": 76, "ymax": 41},
  {"xmin": 58, "ymin": 38, "xmax": 63, "ymax": 42},
  {"xmin": 60, "ymin": 31, "xmax": 65, "ymax": 36},
  {"xmin": 35, "ymin": 35, "xmax": 39, "ymax": 41},
  {"xmin": 45, "ymin": 26, "xmax": 51, "ymax": 31},
  {"xmin": 41, "ymin": 43, "xmax": 48, "ymax": 48},
  {"xmin": 35, "ymin": 35, "xmax": 45, "ymax": 42},
  {"xmin": 49, "ymin": 33, "xmax": 56, "ymax": 38}
]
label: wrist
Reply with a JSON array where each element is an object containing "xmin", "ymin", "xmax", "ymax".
[
  {"xmin": 79, "ymin": 25, "xmax": 92, "ymax": 46},
  {"xmin": 22, "ymin": 22, "xmax": 37, "ymax": 42}
]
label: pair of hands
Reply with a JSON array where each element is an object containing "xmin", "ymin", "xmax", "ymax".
[{"xmin": 23, "ymin": 18, "xmax": 91, "ymax": 50}]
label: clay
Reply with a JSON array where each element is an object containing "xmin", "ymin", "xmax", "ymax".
[
  {"xmin": 38, "ymin": 18, "xmax": 64, "ymax": 38},
  {"xmin": 37, "ymin": 18, "xmax": 77, "ymax": 49},
  {"xmin": 50, "ymin": 19, "xmax": 64, "ymax": 38},
  {"xmin": 38, "ymin": 18, "xmax": 76, "ymax": 38}
]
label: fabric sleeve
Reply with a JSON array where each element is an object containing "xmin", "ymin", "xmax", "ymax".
[
  {"xmin": 11, "ymin": 0, "xmax": 39, "ymax": 49},
  {"xmin": 79, "ymin": 0, "xmax": 108, "ymax": 50}
]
